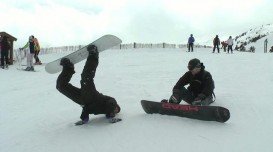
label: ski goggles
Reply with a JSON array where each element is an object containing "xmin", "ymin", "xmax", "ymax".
[{"xmin": 188, "ymin": 63, "xmax": 201, "ymax": 71}]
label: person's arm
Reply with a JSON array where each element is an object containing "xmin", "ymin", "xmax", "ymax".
[
  {"xmin": 199, "ymin": 72, "xmax": 214, "ymax": 98},
  {"xmin": 21, "ymin": 42, "xmax": 29, "ymax": 49},
  {"xmin": 173, "ymin": 72, "xmax": 190, "ymax": 91}
]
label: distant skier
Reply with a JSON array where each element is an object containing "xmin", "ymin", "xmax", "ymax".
[
  {"xmin": 188, "ymin": 34, "xmax": 195, "ymax": 52},
  {"xmin": 212, "ymin": 35, "xmax": 220, "ymax": 53},
  {"xmin": 20, "ymin": 35, "xmax": 35, "ymax": 71},
  {"xmin": 56, "ymin": 45, "xmax": 121, "ymax": 125},
  {"xmin": 227, "ymin": 36, "xmax": 233, "ymax": 53},
  {"xmin": 162, "ymin": 58, "xmax": 215, "ymax": 106}
]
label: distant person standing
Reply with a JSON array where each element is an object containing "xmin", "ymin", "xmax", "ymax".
[
  {"xmin": 212, "ymin": 35, "xmax": 220, "ymax": 53},
  {"xmin": 1, "ymin": 36, "xmax": 10, "ymax": 69},
  {"xmin": 188, "ymin": 34, "xmax": 195, "ymax": 52},
  {"xmin": 20, "ymin": 35, "xmax": 35, "ymax": 71},
  {"xmin": 34, "ymin": 37, "xmax": 42, "ymax": 65},
  {"xmin": 227, "ymin": 36, "xmax": 233, "ymax": 53}
]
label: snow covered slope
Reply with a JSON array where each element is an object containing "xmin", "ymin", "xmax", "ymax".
[
  {"xmin": 234, "ymin": 23, "xmax": 273, "ymax": 53},
  {"xmin": 1, "ymin": 48, "xmax": 273, "ymax": 152}
]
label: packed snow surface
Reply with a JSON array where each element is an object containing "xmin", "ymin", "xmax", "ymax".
[{"xmin": 1, "ymin": 48, "xmax": 273, "ymax": 152}]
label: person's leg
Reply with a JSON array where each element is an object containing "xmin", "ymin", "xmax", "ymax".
[
  {"xmin": 3, "ymin": 51, "xmax": 8, "ymax": 66},
  {"xmin": 213, "ymin": 45, "xmax": 216, "ymax": 53},
  {"xmin": 34, "ymin": 52, "xmax": 38, "ymax": 63},
  {"xmin": 25, "ymin": 53, "xmax": 31, "ymax": 70},
  {"xmin": 27, "ymin": 53, "xmax": 31, "ymax": 67},
  {"xmin": 36, "ymin": 50, "xmax": 41, "ymax": 63},
  {"xmin": 80, "ymin": 45, "xmax": 99, "ymax": 105},
  {"xmin": 56, "ymin": 58, "xmax": 82, "ymax": 105},
  {"xmin": 29, "ymin": 54, "xmax": 35, "ymax": 70},
  {"xmin": 217, "ymin": 45, "xmax": 220, "ymax": 53},
  {"xmin": 169, "ymin": 87, "xmax": 195, "ymax": 104},
  {"xmin": 201, "ymin": 95, "xmax": 214, "ymax": 105},
  {"xmin": 1, "ymin": 51, "xmax": 4, "ymax": 68}
]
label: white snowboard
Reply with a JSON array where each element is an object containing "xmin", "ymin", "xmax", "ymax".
[{"xmin": 45, "ymin": 34, "xmax": 122, "ymax": 74}]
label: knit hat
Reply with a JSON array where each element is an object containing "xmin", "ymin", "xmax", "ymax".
[{"xmin": 188, "ymin": 58, "xmax": 201, "ymax": 70}]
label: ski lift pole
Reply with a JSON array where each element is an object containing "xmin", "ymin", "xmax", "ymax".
[{"xmin": 264, "ymin": 39, "xmax": 268, "ymax": 53}]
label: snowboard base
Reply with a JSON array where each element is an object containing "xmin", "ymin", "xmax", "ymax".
[{"xmin": 45, "ymin": 34, "xmax": 122, "ymax": 74}]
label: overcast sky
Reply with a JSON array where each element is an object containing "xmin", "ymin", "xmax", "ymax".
[{"xmin": 1, "ymin": 0, "xmax": 272, "ymax": 48}]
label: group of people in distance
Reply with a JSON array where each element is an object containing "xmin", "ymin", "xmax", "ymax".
[
  {"xmin": 19, "ymin": 35, "xmax": 42, "ymax": 71},
  {"xmin": 187, "ymin": 34, "xmax": 234, "ymax": 53},
  {"xmin": 0, "ymin": 35, "xmax": 42, "ymax": 70}
]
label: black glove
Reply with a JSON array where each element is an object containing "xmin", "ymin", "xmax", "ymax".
[
  {"xmin": 161, "ymin": 99, "xmax": 168, "ymax": 103},
  {"xmin": 194, "ymin": 93, "xmax": 206, "ymax": 101}
]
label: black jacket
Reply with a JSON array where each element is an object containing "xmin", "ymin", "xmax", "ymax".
[
  {"xmin": 213, "ymin": 37, "xmax": 220, "ymax": 45},
  {"xmin": 1, "ymin": 37, "xmax": 10, "ymax": 52},
  {"xmin": 173, "ymin": 69, "xmax": 215, "ymax": 97}
]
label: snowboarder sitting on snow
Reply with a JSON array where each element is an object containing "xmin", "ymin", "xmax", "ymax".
[
  {"xmin": 56, "ymin": 45, "xmax": 121, "ymax": 125},
  {"xmin": 162, "ymin": 58, "xmax": 215, "ymax": 106}
]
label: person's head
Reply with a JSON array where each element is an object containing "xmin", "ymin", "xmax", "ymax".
[
  {"xmin": 29, "ymin": 35, "xmax": 34, "ymax": 42},
  {"xmin": 188, "ymin": 58, "xmax": 202, "ymax": 75},
  {"xmin": 114, "ymin": 104, "xmax": 121, "ymax": 114},
  {"xmin": 190, "ymin": 34, "xmax": 193, "ymax": 37},
  {"xmin": 229, "ymin": 36, "xmax": 232, "ymax": 39},
  {"xmin": 216, "ymin": 35, "xmax": 218, "ymax": 38}
]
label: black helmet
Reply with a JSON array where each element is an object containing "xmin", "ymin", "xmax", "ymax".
[{"xmin": 188, "ymin": 58, "xmax": 201, "ymax": 71}]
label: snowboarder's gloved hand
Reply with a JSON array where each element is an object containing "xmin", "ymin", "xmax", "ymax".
[
  {"xmin": 192, "ymin": 94, "xmax": 206, "ymax": 105},
  {"xmin": 196, "ymin": 93, "xmax": 206, "ymax": 100},
  {"xmin": 161, "ymin": 99, "xmax": 168, "ymax": 103}
]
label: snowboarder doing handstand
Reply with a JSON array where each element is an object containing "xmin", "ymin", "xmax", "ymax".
[
  {"xmin": 162, "ymin": 58, "xmax": 215, "ymax": 106},
  {"xmin": 56, "ymin": 45, "xmax": 121, "ymax": 125}
]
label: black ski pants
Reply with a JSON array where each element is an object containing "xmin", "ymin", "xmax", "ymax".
[
  {"xmin": 56, "ymin": 55, "xmax": 118, "ymax": 120},
  {"xmin": 213, "ymin": 44, "xmax": 220, "ymax": 53},
  {"xmin": 227, "ymin": 45, "xmax": 233, "ymax": 53},
  {"xmin": 1, "ymin": 50, "xmax": 9, "ymax": 66},
  {"xmin": 188, "ymin": 43, "xmax": 194, "ymax": 52},
  {"xmin": 169, "ymin": 87, "xmax": 213, "ymax": 106},
  {"xmin": 34, "ymin": 50, "xmax": 40, "ymax": 63}
]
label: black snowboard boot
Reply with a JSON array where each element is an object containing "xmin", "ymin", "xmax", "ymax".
[
  {"xmin": 29, "ymin": 66, "xmax": 34, "ymax": 71},
  {"xmin": 87, "ymin": 45, "xmax": 99, "ymax": 59},
  {"xmin": 60, "ymin": 58, "xmax": 74, "ymax": 68},
  {"xmin": 60, "ymin": 58, "xmax": 75, "ymax": 73}
]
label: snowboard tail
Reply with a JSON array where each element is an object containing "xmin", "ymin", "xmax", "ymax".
[
  {"xmin": 45, "ymin": 34, "xmax": 122, "ymax": 74},
  {"xmin": 141, "ymin": 100, "xmax": 230, "ymax": 122}
]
